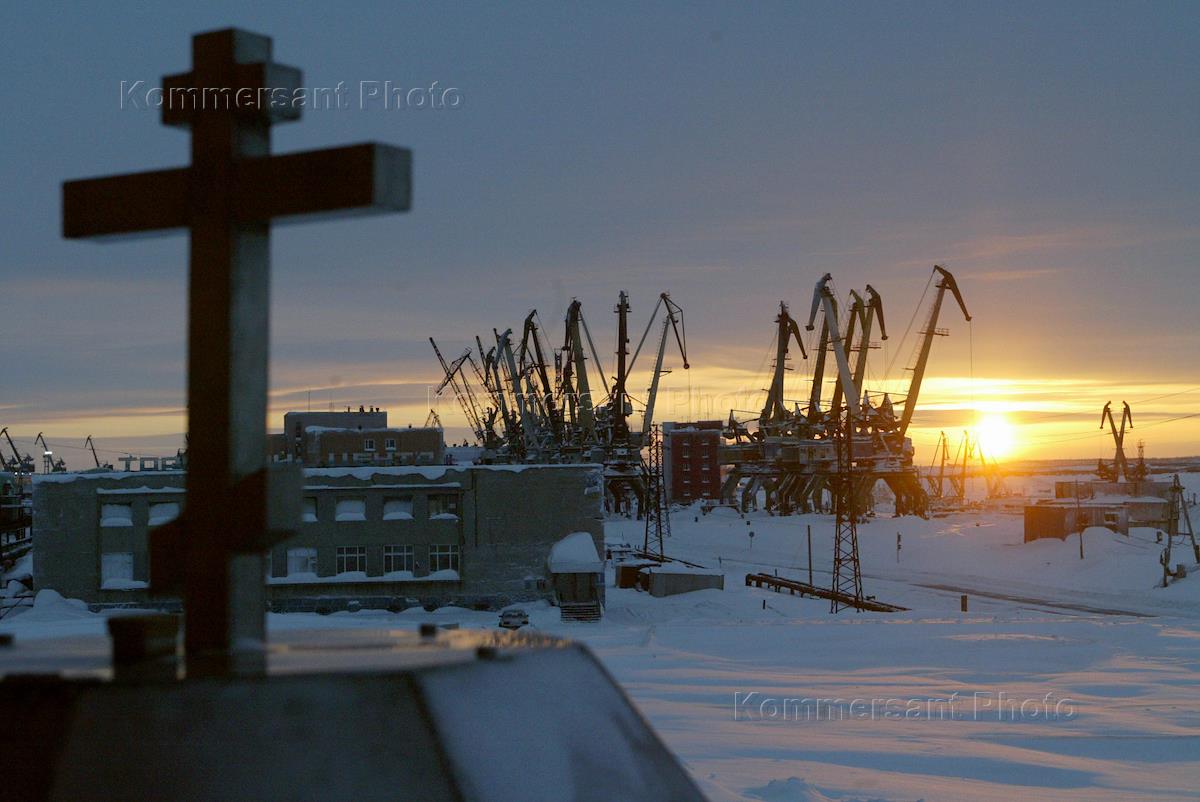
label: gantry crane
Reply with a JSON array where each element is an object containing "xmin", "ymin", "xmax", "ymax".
[
  {"xmin": 759, "ymin": 302, "xmax": 807, "ymax": 431},
  {"xmin": 560, "ymin": 299, "xmax": 602, "ymax": 449},
  {"xmin": 925, "ymin": 430, "xmax": 949, "ymax": 498},
  {"xmin": 518, "ymin": 310, "xmax": 563, "ymax": 442},
  {"xmin": 851, "ymin": 285, "xmax": 887, "ymax": 409},
  {"xmin": 609, "ymin": 291, "xmax": 634, "ymax": 444},
  {"xmin": 629, "ymin": 292, "xmax": 688, "ymax": 441},
  {"xmin": 430, "ymin": 337, "xmax": 490, "ymax": 447}
]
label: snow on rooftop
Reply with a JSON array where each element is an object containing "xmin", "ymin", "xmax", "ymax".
[
  {"xmin": 303, "ymin": 464, "xmax": 601, "ymax": 481},
  {"xmin": 547, "ymin": 531, "xmax": 603, "ymax": 574},
  {"xmin": 33, "ymin": 470, "xmax": 185, "ymax": 484}
]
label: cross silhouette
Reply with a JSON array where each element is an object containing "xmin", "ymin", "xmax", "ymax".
[{"xmin": 63, "ymin": 28, "xmax": 412, "ymax": 676}]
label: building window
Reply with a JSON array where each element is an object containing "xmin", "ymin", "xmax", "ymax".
[
  {"xmin": 682, "ymin": 463, "xmax": 691, "ymax": 472},
  {"xmin": 384, "ymin": 544, "xmax": 415, "ymax": 574},
  {"xmin": 385, "ymin": 438, "xmax": 396, "ymax": 451},
  {"xmin": 428, "ymin": 494, "xmax": 459, "ymax": 519},
  {"xmin": 101, "ymin": 552, "xmax": 133, "ymax": 586},
  {"xmin": 100, "ymin": 503, "xmax": 133, "ymax": 527},
  {"xmin": 148, "ymin": 502, "xmax": 179, "ymax": 526},
  {"xmin": 286, "ymin": 547, "xmax": 318, "ymax": 576},
  {"xmin": 383, "ymin": 496, "xmax": 414, "ymax": 520},
  {"xmin": 302, "ymin": 497, "xmax": 318, "ymax": 523},
  {"xmin": 335, "ymin": 497, "xmax": 366, "ymax": 522},
  {"xmin": 430, "ymin": 544, "xmax": 460, "ymax": 573},
  {"xmin": 364, "ymin": 438, "xmax": 376, "ymax": 452},
  {"xmin": 336, "ymin": 546, "xmax": 367, "ymax": 574}
]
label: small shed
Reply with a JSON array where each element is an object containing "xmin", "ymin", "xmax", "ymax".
[
  {"xmin": 547, "ymin": 532, "xmax": 605, "ymax": 611},
  {"xmin": 638, "ymin": 565, "xmax": 724, "ymax": 597},
  {"xmin": 1024, "ymin": 500, "xmax": 1129, "ymax": 542}
]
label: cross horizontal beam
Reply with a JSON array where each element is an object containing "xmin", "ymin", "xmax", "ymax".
[{"xmin": 62, "ymin": 143, "xmax": 411, "ymax": 239}]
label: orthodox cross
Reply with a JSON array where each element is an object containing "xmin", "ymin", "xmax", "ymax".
[{"xmin": 63, "ymin": 28, "xmax": 412, "ymax": 676}]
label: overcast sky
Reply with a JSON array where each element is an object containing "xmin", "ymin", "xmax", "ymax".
[{"xmin": 2, "ymin": 2, "xmax": 1197, "ymax": 466}]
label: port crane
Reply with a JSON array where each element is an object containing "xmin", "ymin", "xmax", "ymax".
[
  {"xmin": 84, "ymin": 436, "xmax": 113, "ymax": 470},
  {"xmin": 430, "ymin": 337, "xmax": 495, "ymax": 449},
  {"xmin": 759, "ymin": 302, "xmax": 807, "ymax": 433},
  {"xmin": 1099, "ymin": 401, "xmax": 1133, "ymax": 481},
  {"xmin": 897, "ymin": 265, "xmax": 971, "ymax": 436},
  {"xmin": 806, "ymin": 273, "xmax": 861, "ymax": 418},
  {"xmin": 35, "ymin": 432, "xmax": 67, "ymax": 473},
  {"xmin": 925, "ymin": 431, "xmax": 950, "ymax": 498},
  {"xmin": 518, "ymin": 311, "xmax": 563, "ymax": 442},
  {"xmin": 559, "ymin": 299, "xmax": 601, "ymax": 449},
  {"xmin": 0, "ymin": 428, "xmax": 35, "ymax": 475},
  {"xmin": 628, "ymin": 292, "xmax": 688, "ymax": 441}
]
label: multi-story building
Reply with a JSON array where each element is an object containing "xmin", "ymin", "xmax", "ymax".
[
  {"xmin": 33, "ymin": 463, "xmax": 604, "ymax": 611},
  {"xmin": 662, "ymin": 421, "xmax": 723, "ymax": 504},
  {"xmin": 268, "ymin": 408, "xmax": 446, "ymax": 467}
]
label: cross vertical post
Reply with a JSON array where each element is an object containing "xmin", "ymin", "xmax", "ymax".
[
  {"xmin": 183, "ymin": 30, "xmax": 273, "ymax": 675},
  {"xmin": 62, "ymin": 28, "xmax": 412, "ymax": 676}
]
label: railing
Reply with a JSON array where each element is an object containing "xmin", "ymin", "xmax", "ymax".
[{"xmin": 744, "ymin": 572, "xmax": 907, "ymax": 612}]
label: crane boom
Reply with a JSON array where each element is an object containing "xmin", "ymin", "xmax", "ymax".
[
  {"xmin": 897, "ymin": 265, "xmax": 971, "ymax": 436},
  {"xmin": 1100, "ymin": 400, "xmax": 1133, "ymax": 481},
  {"xmin": 852, "ymin": 285, "xmax": 887, "ymax": 395},
  {"xmin": 563, "ymin": 300, "xmax": 598, "ymax": 445},
  {"xmin": 760, "ymin": 302, "xmax": 807, "ymax": 426},
  {"xmin": 85, "ymin": 435, "xmax": 102, "ymax": 469},
  {"xmin": 829, "ymin": 290, "xmax": 863, "ymax": 415},
  {"xmin": 640, "ymin": 293, "xmax": 688, "ymax": 439},
  {"xmin": 806, "ymin": 273, "xmax": 859, "ymax": 417}
]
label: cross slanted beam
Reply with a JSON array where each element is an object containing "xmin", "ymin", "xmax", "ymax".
[{"xmin": 62, "ymin": 28, "xmax": 412, "ymax": 677}]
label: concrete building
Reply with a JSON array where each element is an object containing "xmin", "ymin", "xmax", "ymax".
[
  {"xmin": 662, "ymin": 421, "xmax": 722, "ymax": 504},
  {"xmin": 1023, "ymin": 500, "xmax": 1130, "ymax": 542},
  {"xmin": 1053, "ymin": 480, "xmax": 1172, "ymax": 528},
  {"xmin": 269, "ymin": 408, "xmax": 446, "ymax": 467},
  {"xmin": 33, "ymin": 463, "xmax": 604, "ymax": 611}
]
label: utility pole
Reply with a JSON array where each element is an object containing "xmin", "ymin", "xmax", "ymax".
[
  {"xmin": 830, "ymin": 404, "xmax": 863, "ymax": 613},
  {"xmin": 1169, "ymin": 474, "xmax": 1198, "ymax": 563},
  {"xmin": 1074, "ymin": 480, "xmax": 1085, "ymax": 560},
  {"xmin": 642, "ymin": 424, "xmax": 669, "ymax": 558},
  {"xmin": 807, "ymin": 524, "xmax": 813, "ymax": 586}
]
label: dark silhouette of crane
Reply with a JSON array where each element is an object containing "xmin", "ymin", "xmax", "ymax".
[
  {"xmin": 84, "ymin": 436, "xmax": 113, "ymax": 470},
  {"xmin": 1099, "ymin": 401, "xmax": 1133, "ymax": 481},
  {"xmin": 897, "ymin": 265, "xmax": 971, "ymax": 436},
  {"xmin": 1, "ymin": 428, "xmax": 35, "ymax": 475}
]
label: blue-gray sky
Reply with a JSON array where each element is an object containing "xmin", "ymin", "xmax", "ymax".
[{"xmin": 2, "ymin": 2, "xmax": 1198, "ymax": 465}]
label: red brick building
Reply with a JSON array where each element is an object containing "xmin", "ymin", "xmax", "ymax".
[{"xmin": 662, "ymin": 421, "xmax": 723, "ymax": 504}]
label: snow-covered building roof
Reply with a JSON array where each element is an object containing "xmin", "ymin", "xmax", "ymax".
[{"xmin": 547, "ymin": 531, "xmax": 603, "ymax": 574}]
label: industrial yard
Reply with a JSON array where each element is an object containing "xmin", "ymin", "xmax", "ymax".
[
  {"xmin": 4, "ymin": 4, "xmax": 1199, "ymax": 800},
  {"xmin": 6, "ymin": 467, "xmax": 1199, "ymax": 801}
]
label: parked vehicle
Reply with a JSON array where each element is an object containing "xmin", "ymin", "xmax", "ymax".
[{"xmin": 498, "ymin": 609, "xmax": 530, "ymax": 629}]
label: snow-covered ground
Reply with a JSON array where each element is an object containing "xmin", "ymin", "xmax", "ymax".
[{"xmin": 3, "ymin": 472, "xmax": 1198, "ymax": 801}]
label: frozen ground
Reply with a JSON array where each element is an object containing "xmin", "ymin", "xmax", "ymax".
[{"xmin": 3, "ymin": 472, "xmax": 1199, "ymax": 801}]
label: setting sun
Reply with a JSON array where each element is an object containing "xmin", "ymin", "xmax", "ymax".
[{"xmin": 973, "ymin": 413, "xmax": 1017, "ymax": 460}]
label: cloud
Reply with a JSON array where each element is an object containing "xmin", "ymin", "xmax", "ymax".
[{"xmin": 968, "ymin": 268, "xmax": 1061, "ymax": 282}]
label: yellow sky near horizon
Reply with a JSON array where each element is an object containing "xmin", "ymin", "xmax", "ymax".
[{"xmin": 10, "ymin": 365, "xmax": 1199, "ymax": 471}]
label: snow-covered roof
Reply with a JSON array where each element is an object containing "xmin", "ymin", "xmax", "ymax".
[{"xmin": 547, "ymin": 532, "xmax": 602, "ymax": 574}]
